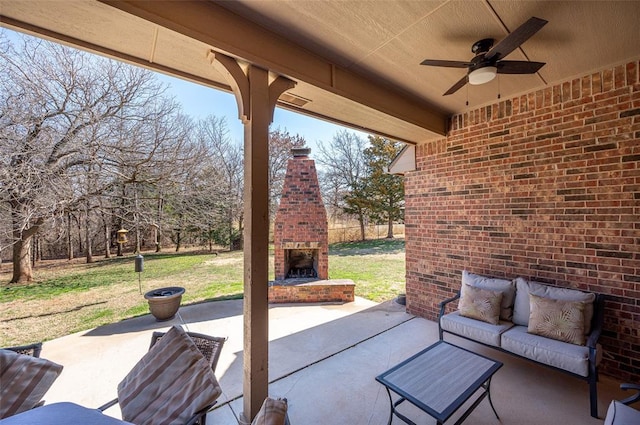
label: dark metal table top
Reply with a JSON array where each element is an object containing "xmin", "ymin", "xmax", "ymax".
[
  {"xmin": 0, "ymin": 402, "xmax": 134, "ymax": 425},
  {"xmin": 376, "ymin": 341, "xmax": 502, "ymax": 424}
]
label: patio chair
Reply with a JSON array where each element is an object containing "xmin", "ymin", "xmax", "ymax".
[
  {"xmin": 604, "ymin": 383, "xmax": 640, "ymax": 425},
  {"xmin": 3, "ymin": 342, "xmax": 43, "ymax": 358},
  {"xmin": 98, "ymin": 326, "xmax": 224, "ymax": 425},
  {"xmin": 149, "ymin": 330, "xmax": 227, "ymax": 376}
]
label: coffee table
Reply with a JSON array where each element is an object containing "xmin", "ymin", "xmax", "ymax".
[{"xmin": 376, "ymin": 341, "xmax": 502, "ymax": 425}]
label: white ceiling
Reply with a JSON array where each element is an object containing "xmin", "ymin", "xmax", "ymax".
[{"xmin": 1, "ymin": 0, "xmax": 639, "ymax": 144}]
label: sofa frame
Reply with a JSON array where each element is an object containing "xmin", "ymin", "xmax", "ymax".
[{"xmin": 438, "ymin": 290, "xmax": 605, "ymax": 418}]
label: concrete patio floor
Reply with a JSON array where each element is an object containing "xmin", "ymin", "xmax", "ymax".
[{"xmin": 40, "ymin": 297, "xmax": 627, "ymax": 424}]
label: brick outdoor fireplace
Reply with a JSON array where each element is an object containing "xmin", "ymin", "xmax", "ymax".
[
  {"xmin": 274, "ymin": 147, "xmax": 328, "ymax": 280},
  {"xmin": 270, "ymin": 147, "xmax": 354, "ymax": 303}
]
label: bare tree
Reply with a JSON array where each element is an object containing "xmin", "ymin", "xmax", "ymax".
[
  {"xmin": 195, "ymin": 116, "xmax": 243, "ymax": 251},
  {"xmin": 0, "ymin": 32, "xmax": 169, "ymax": 282},
  {"xmin": 317, "ymin": 130, "xmax": 369, "ymax": 240},
  {"xmin": 268, "ymin": 127, "xmax": 306, "ymax": 218}
]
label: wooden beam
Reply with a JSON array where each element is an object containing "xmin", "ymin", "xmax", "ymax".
[{"xmin": 99, "ymin": 0, "xmax": 446, "ymax": 136}]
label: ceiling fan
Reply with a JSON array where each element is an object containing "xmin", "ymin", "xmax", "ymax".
[{"xmin": 421, "ymin": 17, "xmax": 548, "ymax": 96}]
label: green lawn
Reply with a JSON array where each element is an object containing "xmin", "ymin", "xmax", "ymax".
[{"xmin": 0, "ymin": 239, "xmax": 405, "ymax": 346}]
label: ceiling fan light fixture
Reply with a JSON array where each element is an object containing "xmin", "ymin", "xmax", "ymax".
[{"xmin": 468, "ymin": 66, "xmax": 497, "ymax": 85}]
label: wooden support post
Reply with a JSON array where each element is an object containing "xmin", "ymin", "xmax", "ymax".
[{"xmin": 208, "ymin": 51, "xmax": 294, "ymax": 422}]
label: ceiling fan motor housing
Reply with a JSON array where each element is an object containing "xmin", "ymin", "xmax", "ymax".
[{"xmin": 471, "ymin": 38, "xmax": 494, "ymax": 55}]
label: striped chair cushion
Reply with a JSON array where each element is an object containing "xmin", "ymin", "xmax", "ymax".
[
  {"xmin": 251, "ymin": 397, "xmax": 288, "ymax": 425},
  {"xmin": 117, "ymin": 326, "xmax": 222, "ymax": 425},
  {"xmin": 0, "ymin": 349, "xmax": 63, "ymax": 418}
]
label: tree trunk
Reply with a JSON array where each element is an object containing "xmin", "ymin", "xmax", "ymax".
[
  {"xmin": 358, "ymin": 212, "xmax": 366, "ymax": 241},
  {"xmin": 85, "ymin": 203, "xmax": 93, "ymax": 263},
  {"xmin": 154, "ymin": 225, "xmax": 161, "ymax": 253},
  {"xmin": 175, "ymin": 231, "xmax": 181, "ymax": 252},
  {"xmin": 12, "ymin": 236, "xmax": 33, "ymax": 283},
  {"xmin": 67, "ymin": 212, "xmax": 74, "ymax": 260},
  {"xmin": 104, "ymin": 222, "xmax": 111, "ymax": 258},
  {"xmin": 155, "ymin": 196, "xmax": 164, "ymax": 253},
  {"xmin": 76, "ymin": 214, "xmax": 83, "ymax": 254},
  {"xmin": 387, "ymin": 215, "xmax": 394, "ymax": 239}
]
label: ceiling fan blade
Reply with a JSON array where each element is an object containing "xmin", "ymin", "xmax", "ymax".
[
  {"xmin": 420, "ymin": 59, "xmax": 472, "ymax": 68},
  {"xmin": 485, "ymin": 17, "xmax": 548, "ymax": 61},
  {"xmin": 443, "ymin": 75, "xmax": 469, "ymax": 96},
  {"xmin": 497, "ymin": 60, "xmax": 545, "ymax": 74}
]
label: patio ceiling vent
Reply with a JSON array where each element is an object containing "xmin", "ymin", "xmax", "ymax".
[
  {"xmin": 274, "ymin": 147, "xmax": 328, "ymax": 281},
  {"xmin": 279, "ymin": 93, "xmax": 311, "ymax": 108}
]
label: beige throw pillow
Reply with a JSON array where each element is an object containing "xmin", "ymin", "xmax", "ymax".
[
  {"xmin": 117, "ymin": 325, "xmax": 222, "ymax": 425},
  {"xmin": 462, "ymin": 270, "xmax": 515, "ymax": 321},
  {"xmin": 0, "ymin": 349, "xmax": 63, "ymax": 418},
  {"xmin": 251, "ymin": 397, "xmax": 288, "ymax": 425},
  {"xmin": 528, "ymin": 294, "xmax": 586, "ymax": 345},
  {"xmin": 458, "ymin": 284, "xmax": 503, "ymax": 325}
]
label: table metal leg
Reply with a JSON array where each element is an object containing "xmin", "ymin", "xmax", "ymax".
[
  {"xmin": 384, "ymin": 387, "xmax": 394, "ymax": 425},
  {"xmin": 384, "ymin": 387, "xmax": 420, "ymax": 425},
  {"xmin": 485, "ymin": 377, "xmax": 500, "ymax": 421}
]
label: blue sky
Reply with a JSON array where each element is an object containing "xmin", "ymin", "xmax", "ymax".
[
  {"xmin": 155, "ymin": 73, "xmax": 368, "ymax": 152},
  {"xmin": 4, "ymin": 27, "xmax": 366, "ymax": 154}
]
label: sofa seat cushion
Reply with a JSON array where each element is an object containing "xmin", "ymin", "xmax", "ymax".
[
  {"xmin": 604, "ymin": 400, "xmax": 640, "ymax": 425},
  {"xmin": 440, "ymin": 311, "xmax": 514, "ymax": 347},
  {"xmin": 501, "ymin": 325, "xmax": 590, "ymax": 376}
]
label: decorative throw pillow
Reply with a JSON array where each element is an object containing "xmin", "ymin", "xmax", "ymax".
[
  {"xmin": 0, "ymin": 349, "xmax": 63, "ymax": 418},
  {"xmin": 514, "ymin": 277, "xmax": 595, "ymax": 333},
  {"xmin": 528, "ymin": 294, "xmax": 586, "ymax": 345},
  {"xmin": 458, "ymin": 284, "xmax": 503, "ymax": 325},
  {"xmin": 251, "ymin": 397, "xmax": 288, "ymax": 425},
  {"xmin": 462, "ymin": 270, "xmax": 516, "ymax": 321},
  {"xmin": 117, "ymin": 325, "xmax": 222, "ymax": 425}
]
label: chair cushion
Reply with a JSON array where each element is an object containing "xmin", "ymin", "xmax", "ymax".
[
  {"xmin": 251, "ymin": 397, "xmax": 288, "ymax": 425},
  {"xmin": 440, "ymin": 311, "xmax": 513, "ymax": 347},
  {"xmin": 604, "ymin": 400, "xmax": 640, "ymax": 425},
  {"xmin": 528, "ymin": 294, "xmax": 586, "ymax": 345},
  {"xmin": 501, "ymin": 325, "xmax": 590, "ymax": 376},
  {"xmin": 458, "ymin": 284, "xmax": 503, "ymax": 325},
  {"xmin": 462, "ymin": 270, "xmax": 515, "ymax": 321},
  {"xmin": 513, "ymin": 277, "xmax": 595, "ymax": 333},
  {"xmin": 0, "ymin": 349, "xmax": 63, "ymax": 418},
  {"xmin": 117, "ymin": 325, "xmax": 222, "ymax": 425}
]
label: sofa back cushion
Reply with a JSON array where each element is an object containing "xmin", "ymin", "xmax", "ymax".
[
  {"xmin": 462, "ymin": 270, "xmax": 515, "ymax": 321},
  {"xmin": 513, "ymin": 277, "xmax": 596, "ymax": 333}
]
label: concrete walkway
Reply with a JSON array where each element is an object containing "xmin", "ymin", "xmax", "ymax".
[{"xmin": 41, "ymin": 297, "xmax": 625, "ymax": 424}]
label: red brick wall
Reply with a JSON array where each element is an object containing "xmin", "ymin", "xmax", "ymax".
[{"xmin": 405, "ymin": 59, "xmax": 640, "ymax": 381}]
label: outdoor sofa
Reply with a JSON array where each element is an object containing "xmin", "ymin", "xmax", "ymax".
[{"xmin": 438, "ymin": 270, "xmax": 605, "ymax": 418}]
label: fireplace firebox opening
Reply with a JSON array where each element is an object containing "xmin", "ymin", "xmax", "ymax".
[{"xmin": 285, "ymin": 249, "xmax": 318, "ymax": 279}]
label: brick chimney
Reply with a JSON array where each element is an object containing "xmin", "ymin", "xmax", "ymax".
[{"xmin": 274, "ymin": 148, "xmax": 328, "ymax": 280}]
